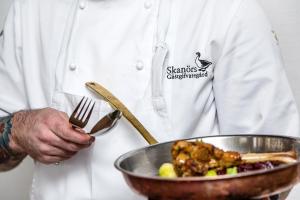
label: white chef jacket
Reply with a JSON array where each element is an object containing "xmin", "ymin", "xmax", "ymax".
[{"xmin": 0, "ymin": 0, "xmax": 299, "ymax": 199}]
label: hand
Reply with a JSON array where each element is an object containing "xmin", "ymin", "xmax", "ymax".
[{"xmin": 9, "ymin": 108, "xmax": 95, "ymax": 164}]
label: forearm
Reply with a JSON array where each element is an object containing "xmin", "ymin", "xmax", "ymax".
[
  {"xmin": 1, "ymin": 107, "xmax": 93, "ymax": 166},
  {"xmin": 0, "ymin": 114, "xmax": 27, "ymax": 171}
]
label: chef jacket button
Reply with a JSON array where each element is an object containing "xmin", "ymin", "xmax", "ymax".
[
  {"xmin": 144, "ymin": 1, "xmax": 152, "ymax": 9},
  {"xmin": 79, "ymin": 1, "xmax": 86, "ymax": 9},
  {"xmin": 69, "ymin": 64, "xmax": 77, "ymax": 71},
  {"xmin": 136, "ymin": 60, "xmax": 144, "ymax": 71},
  {"xmin": 156, "ymin": 103, "xmax": 165, "ymax": 111}
]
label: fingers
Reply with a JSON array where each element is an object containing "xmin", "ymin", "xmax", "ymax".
[
  {"xmin": 34, "ymin": 131, "xmax": 93, "ymax": 164},
  {"xmin": 40, "ymin": 130, "xmax": 93, "ymax": 153},
  {"xmin": 50, "ymin": 119, "xmax": 92, "ymax": 145},
  {"xmin": 39, "ymin": 144, "xmax": 77, "ymax": 158}
]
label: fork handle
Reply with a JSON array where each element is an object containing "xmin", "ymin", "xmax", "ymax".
[{"xmin": 86, "ymin": 82, "xmax": 158, "ymax": 145}]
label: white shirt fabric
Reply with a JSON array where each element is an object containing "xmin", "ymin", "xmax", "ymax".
[{"xmin": 0, "ymin": 0, "xmax": 299, "ymax": 199}]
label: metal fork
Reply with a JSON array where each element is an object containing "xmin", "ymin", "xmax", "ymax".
[
  {"xmin": 55, "ymin": 97, "xmax": 95, "ymax": 165},
  {"xmin": 69, "ymin": 96, "xmax": 95, "ymax": 129}
]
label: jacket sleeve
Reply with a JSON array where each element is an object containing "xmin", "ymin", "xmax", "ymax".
[
  {"xmin": 0, "ymin": 1, "xmax": 27, "ymax": 117},
  {"xmin": 213, "ymin": 0, "xmax": 300, "ymax": 137}
]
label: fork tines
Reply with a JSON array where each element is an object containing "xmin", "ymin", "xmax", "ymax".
[{"xmin": 69, "ymin": 96, "xmax": 95, "ymax": 128}]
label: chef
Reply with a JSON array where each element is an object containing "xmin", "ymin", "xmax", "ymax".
[{"xmin": 0, "ymin": 0, "xmax": 299, "ymax": 199}]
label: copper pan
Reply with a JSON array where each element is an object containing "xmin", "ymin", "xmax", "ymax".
[{"xmin": 114, "ymin": 135, "xmax": 300, "ymax": 200}]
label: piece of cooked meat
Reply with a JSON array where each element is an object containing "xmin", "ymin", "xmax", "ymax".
[{"xmin": 171, "ymin": 140, "xmax": 242, "ymax": 177}]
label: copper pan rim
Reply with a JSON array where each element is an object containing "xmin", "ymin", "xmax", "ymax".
[{"xmin": 114, "ymin": 134, "xmax": 300, "ymax": 182}]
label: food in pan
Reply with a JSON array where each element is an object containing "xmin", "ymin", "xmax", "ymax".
[
  {"xmin": 158, "ymin": 163, "xmax": 177, "ymax": 178},
  {"xmin": 159, "ymin": 140, "xmax": 297, "ymax": 178}
]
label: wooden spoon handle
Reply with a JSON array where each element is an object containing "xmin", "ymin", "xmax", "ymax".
[
  {"xmin": 86, "ymin": 81, "xmax": 158, "ymax": 145},
  {"xmin": 241, "ymin": 151, "xmax": 297, "ymax": 163}
]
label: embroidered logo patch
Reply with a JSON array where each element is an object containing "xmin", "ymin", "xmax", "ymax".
[{"xmin": 166, "ymin": 52, "xmax": 212, "ymax": 80}]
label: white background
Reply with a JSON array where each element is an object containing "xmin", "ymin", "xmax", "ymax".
[{"xmin": 0, "ymin": 0, "xmax": 300, "ymax": 199}]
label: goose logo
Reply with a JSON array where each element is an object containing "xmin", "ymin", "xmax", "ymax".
[
  {"xmin": 166, "ymin": 52, "xmax": 212, "ymax": 80},
  {"xmin": 195, "ymin": 52, "xmax": 212, "ymax": 72}
]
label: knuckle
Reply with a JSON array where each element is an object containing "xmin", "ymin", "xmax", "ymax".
[
  {"xmin": 39, "ymin": 150, "xmax": 48, "ymax": 156},
  {"xmin": 55, "ymin": 120, "xmax": 69, "ymax": 134},
  {"xmin": 38, "ymin": 144, "xmax": 50, "ymax": 155},
  {"xmin": 56, "ymin": 129, "xmax": 66, "ymax": 139},
  {"xmin": 40, "ymin": 117, "xmax": 52, "ymax": 128},
  {"xmin": 53, "ymin": 121, "xmax": 64, "ymax": 132},
  {"xmin": 38, "ymin": 131, "xmax": 50, "ymax": 143},
  {"xmin": 50, "ymin": 138, "xmax": 61, "ymax": 147},
  {"xmin": 56, "ymin": 149, "xmax": 66, "ymax": 157}
]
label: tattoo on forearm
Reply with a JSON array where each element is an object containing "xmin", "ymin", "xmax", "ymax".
[{"xmin": 0, "ymin": 115, "xmax": 26, "ymax": 171}]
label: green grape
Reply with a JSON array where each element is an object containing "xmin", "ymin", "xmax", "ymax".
[
  {"xmin": 226, "ymin": 166, "xmax": 238, "ymax": 175},
  {"xmin": 158, "ymin": 163, "xmax": 177, "ymax": 178},
  {"xmin": 205, "ymin": 169, "xmax": 217, "ymax": 177}
]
